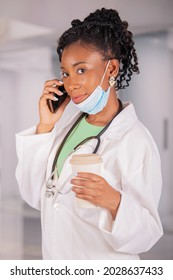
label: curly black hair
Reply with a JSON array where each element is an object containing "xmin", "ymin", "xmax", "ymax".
[{"xmin": 57, "ymin": 8, "xmax": 139, "ymax": 90}]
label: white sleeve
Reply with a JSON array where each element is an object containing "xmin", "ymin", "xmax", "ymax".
[
  {"xmin": 75, "ymin": 150, "xmax": 163, "ymax": 254},
  {"xmin": 98, "ymin": 154, "xmax": 163, "ymax": 254},
  {"xmin": 15, "ymin": 126, "xmax": 57, "ymax": 210}
]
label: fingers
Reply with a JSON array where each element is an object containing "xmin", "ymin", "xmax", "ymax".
[
  {"xmin": 70, "ymin": 171, "xmax": 120, "ymax": 212},
  {"xmin": 40, "ymin": 92, "xmax": 58, "ymax": 102},
  {"xmin": 71, "ymin": 173, "xmax": 106, "ymax": 202},
  {"xmin": 74, "ymin": 172, "xmax": 102, "ymax": 182},
  {"xmin": 72, "ymin": 184, "xmax": 103, "ymax": 207},
  {"xmin": 71, "ymin": 174, "xmax": 104, "ymax": 195},
  {"xmin": 71, "ymin": 178, "xmax": 96, "ymax": 188},
  {"xmin": 44, "ymin": 79, "xmax": 64, "ymax": 88},
  {"xmin": 72, "ymin": 185, "xmax": 101, "ymax": 197},
  {"xmin": 41, "ymin": 79, "xmax": 66, "ymax": 98},
  {"xmin": 42, "ymin": 86, "xmax": 64, "ymax": 98},
  {"xmin": 37, "ymin": 79, "xmax": 69, "ymax": 131},
  {"xmin": 71, "ymin": 173, "xmax": 103, "ymax": 190},
  {"xmin": 40, "ymin": 79, "xmax": 67, "ymax": 106},
  {"xmin": 75, "ymin": 193, "xmax": 95, "ymax": 203}
]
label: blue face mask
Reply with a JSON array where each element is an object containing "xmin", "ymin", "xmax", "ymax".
[{"xmin": 72, "ymin": 61, "xmax": 110, "ymax": 114}]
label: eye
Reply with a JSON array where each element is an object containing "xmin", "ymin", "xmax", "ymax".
[
  {"xmin": 61, "ymin": 72, "xmax": 69, "ymax": 78},
  {"xmin": 77, "ymin": 68, "xmax": 86, "ymax": 74}
]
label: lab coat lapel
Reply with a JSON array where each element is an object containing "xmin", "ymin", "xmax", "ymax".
[{"xmin": 99, "ymin": 102, "xmax": 138, "ymax": 141}]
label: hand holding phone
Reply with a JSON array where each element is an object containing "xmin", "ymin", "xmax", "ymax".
[
  {"xmin": 37, "ymin": 80, "xmax": 70, "ymax": 134},
  {"xmin": 47, "ymin": 85, "xmax": 68, "ymax": 113}
]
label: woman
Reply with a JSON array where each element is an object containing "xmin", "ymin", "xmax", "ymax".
[{"xmin": 16, "ymin": 8, "xmax": 163, "ymax": 259}]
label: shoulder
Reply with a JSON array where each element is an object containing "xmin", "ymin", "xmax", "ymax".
[
  {"xmin": 125, "ymin": 120, "xmax": 160, "ymax": 160},
  {"xmin": 122, "ymin": 103, "xmax": 159, "ymax": 158},
  {"xmin": 107, "ymin": 102, "xmax": 160, "ymax": 166}
]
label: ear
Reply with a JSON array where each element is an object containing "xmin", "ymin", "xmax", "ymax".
[{"xmin": 107, "ymin": 59, "xmax": 120, "ymax": 78}]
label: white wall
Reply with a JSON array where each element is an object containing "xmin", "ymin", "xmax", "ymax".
[
  {"xmin": 0, "ymin": 46, "xmax": 54, "ymax": 258},
  {"xmin": 124, "ymin": 32, "xmax": 173, "ymax": 231},
  {"xmin": 0, "ymin": 47, "xmax": 54, "ymax": 198}
]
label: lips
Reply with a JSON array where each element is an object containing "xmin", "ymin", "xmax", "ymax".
[{"xmin": 72, "ymin": 93, "xmax": 87, "ymax": 104}]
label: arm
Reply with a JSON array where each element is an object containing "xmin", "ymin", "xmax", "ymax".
[
  {"xmin": 15, "ymin": 79, "xmax": 70, "ymax": 209},
  {"xmin": 98, "ymin": 155, "xmax": 163, "ymax": 254},
  {"xmin": 15, "ymin": 126, "xmax": 57, "ymax": 210},
  {"xmin": 72, "ymin": 153, "xmax": 163, "ymax": 254}
]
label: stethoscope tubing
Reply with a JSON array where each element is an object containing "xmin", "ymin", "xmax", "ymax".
[{"xmin": 51, "ymin": 99, "xmax": 123, "ymax": 176}]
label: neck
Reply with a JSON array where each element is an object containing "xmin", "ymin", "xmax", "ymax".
[{"xmin": 86, "ymin": 88, "xmax": 120, "ymax": 126}]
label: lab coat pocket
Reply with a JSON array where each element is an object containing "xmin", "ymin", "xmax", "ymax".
[{"xmin": 74, "ymin": 204, "xmax": 102, "ymax": 229}]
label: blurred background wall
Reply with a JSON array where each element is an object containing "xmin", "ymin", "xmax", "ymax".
[{"xmin": 0, "ymin": 0, "xmax": 173, "ymax": 259}]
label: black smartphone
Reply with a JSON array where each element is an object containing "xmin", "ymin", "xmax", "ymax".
[{"xmin": 47, "ymin": 85, "xmax": 68, "ymax": 113}]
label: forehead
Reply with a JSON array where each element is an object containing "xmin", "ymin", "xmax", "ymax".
[{"xmin": 61, "ymin": 41, "xmax": 103, "ymax": 67}]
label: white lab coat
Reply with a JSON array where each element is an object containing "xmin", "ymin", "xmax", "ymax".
[{"xmin": 15, "ymin": 102, "xmax": 163, "ymax": 259}]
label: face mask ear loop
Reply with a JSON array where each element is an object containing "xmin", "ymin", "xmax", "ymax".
[{"xmin": 100, "ymin": 60, "xmax": 110, "ymax": 87}]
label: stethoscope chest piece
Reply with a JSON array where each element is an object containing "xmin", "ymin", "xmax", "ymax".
[
  {"xmin": 45, "ymin": 186, "xmax": 56, "ymax": 198},
  {"xmin": 45, "ymin": 178, "xmax": 56, "ymax": 198},
  {"xmin": 45, "ymin": 167, "xmax": 72, "ymax": 198}
]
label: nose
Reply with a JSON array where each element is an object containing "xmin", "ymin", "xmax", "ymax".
[
  {"xmin": 68, "ymin": 82, "xmax": 81, "ymax": 92},
  {"xmin": 65, "ymin": 76, "xmax": 81, "ymax": 94}
]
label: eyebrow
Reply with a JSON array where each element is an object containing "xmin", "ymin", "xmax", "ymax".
[{"xmin": 61, "ymin": 61, "xmax": 87, "ymax": 69}]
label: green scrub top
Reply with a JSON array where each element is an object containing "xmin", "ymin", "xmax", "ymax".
[{"xmin": 56, "ymin": 116, "xmax": 104, "ymax": 175}]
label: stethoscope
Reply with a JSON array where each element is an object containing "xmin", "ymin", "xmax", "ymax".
[{"xmin": 45, "ymin": 99, "xmax": 123, "ymax": 198}]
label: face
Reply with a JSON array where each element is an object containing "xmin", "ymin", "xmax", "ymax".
[{"xmin": 60, "ymin": 41, "xmax": 110, "ymax": 104}]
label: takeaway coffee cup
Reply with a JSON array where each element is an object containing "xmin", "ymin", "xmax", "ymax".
[{"xmin": 70, "ymin": 154, "xmax": 103, "ymax": 208}]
